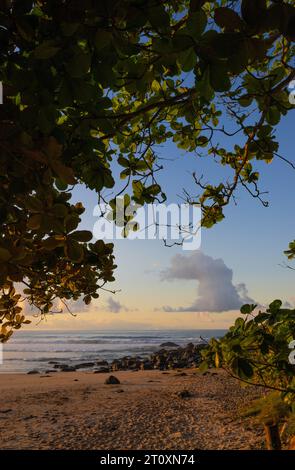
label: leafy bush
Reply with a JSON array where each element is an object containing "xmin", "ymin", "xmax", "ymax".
[{"xmin": 200, "ymin": 300, "xmax": 295, "ymax": 447}]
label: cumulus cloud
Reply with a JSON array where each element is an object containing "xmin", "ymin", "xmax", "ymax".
[
  {"xmin": 105, "ymin": 296, "xmax": 129, "ymax": 313},
  {"xmin": 160, "ymin": 251, "xmax": 255, "ymax": 312}
]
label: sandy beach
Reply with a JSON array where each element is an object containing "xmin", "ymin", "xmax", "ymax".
[{"xmin": 0, "ymin": 369, "xmax": 265, "ymax": 450}]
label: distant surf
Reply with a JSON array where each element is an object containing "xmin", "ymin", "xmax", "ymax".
[{"xmin": 0, "ymin": 329, "xmax": 226, "ymax": 373}]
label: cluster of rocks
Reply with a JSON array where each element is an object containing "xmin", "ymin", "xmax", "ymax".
[
  {"xmin": 49, "ymin": 361, "xmax": 97, "ymax": 372},
  {"xmin": 27, "ymin": 342, "xmax": 207, "ymax": 374},
  {"xmin": 110, "ymin": 342, "xmax": 206, "ymax": 371}
]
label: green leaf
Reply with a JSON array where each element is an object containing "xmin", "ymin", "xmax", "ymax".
[
  {"xmin": 147, "ymin": 184, "xmax": 161, "ymax": 196},
  {"xmin": 196, "ymin": 68, "xmax": 214, "ymax": 101},
  {"xmin": 186, "ymin": 10, "xmax": 207, "ymax": 39},
  {"xmin": 24, "ymin": 196, "xmax": 43, "ymax": 213},
  {"xmin": 210, "ymin": 33, "xmax": 243, "ymax": 58},
  {"xmin": 148, "ymin": 5, "xmax": 170, "ymax": 32},
  {"xmin": 151, "ymin": 80, "xmax": 161, "ymax": 92},
  {"xmin": 120, "ymin": 169, "xmax": 130, "ymax": 180},
  {"xmin": 51, "ymin": 161, "xmax": 76, "ymax": 185},
  {"xmin": 94, "ymin": 30, "xmax": 112, "ymax": 50},
  {"xmin": 242, "ymin": 0, "xmax": 266, "ymax": 26},
  {"xmin": 61, "ymin": 22, "xmax": 80, "ymax": 37},
  {"xmin": 232, "ymin": 357, "xmax": 254, "ymax": 379},
  {"xmin": 91, "ymin": 240, "xmax": 106, "ymax": 254},
  {"xmin": 103, "ymin": 170, "xmax": 115, "ymax": 189},
  {"xmin": 118, "ymin": 156, "xmax": 130, "ymax": 168},
  {"xmin": 0, "ymin": 247, "xmax": 12, "ymax": 262},
  {"xmin": 55, "ymin": 178, "xmax": 68, "ymax": 191},
  {"xmin": 214, "ymin": 7, "xmax": 243, "ymax": 31},
  {"xmin": 209, "ymin": 62, "xmax": 231, "ymax": 92},
  {"xmin": 27, "ymin": 214, "xmax": 42, "ymax": 230},
  {"xmin": 65, "ymin": 240, "xmax": 84, "ymax": 263},
  {"xmin": 238, "ymin": 96, "xmax": 253, "ymax": 107},
  {"xmin": 84, "ymin": 294, "xmax": 92, "ymax": 305},
  {"xmin": 66, "ymin": 49, "xmax": 91, "ymax": 78},
  {"xmin": 178, "ymin": 47, "xmax": 197, "ymax": 72},
  {"xmin": 65, "ymin": 214, "xmax": 80, "ymax": 233},
  {"xmin": 51, "ymin": 204, "xmax": 68, "ymax": 218},
  {"xmin": 42, "ymin": 237, "xmax": 65, "ymax": 250},
  {"xmin": 269, "ymin": 299, "xmax": 282, "ymax": 312},
  {"xmin": 197, "ymin": 136, "xmax": 209, "ymax": 146},
  {"xmin": 266, "ymin": 106, "xmax": 280, "ymax": 125},
  {"xmin": 69, "ymin": 230, "xmax": 93, "ymax": 242},
  {"xmin": 33, "ymin": 41, "xmax": 60, "ymax": 59},
  {"xmin": 254, "ymin": 312, "xmax": 269, "ymax": 324},
  {"xmin": 240, "ymin": 304, "xmax": 256, "ymax": 314}
]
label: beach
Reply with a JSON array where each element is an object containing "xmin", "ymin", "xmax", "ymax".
[{"xmin": 0, "ymin": 369, "xmax": 265, "ymax": 450}]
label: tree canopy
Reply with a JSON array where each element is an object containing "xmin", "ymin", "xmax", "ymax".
[{"xmin": 0, "ymin": 0, "xmax": 294, "ymax": 341}]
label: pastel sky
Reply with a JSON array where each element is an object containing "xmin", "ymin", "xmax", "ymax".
[{"xmin": 27, "ymin": 104, "xmax": 295, "ymax": 331}]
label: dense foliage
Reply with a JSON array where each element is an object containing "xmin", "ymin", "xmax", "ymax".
[
  {"xmin": 200, "ymin": 300, "xmax": 295, "ymax": 447},
  {"xmin": 0, "ymin": 0, "xmax": 294, "ymax": 340},
  {"xmin": 201, "ymin": 300, "xmax": 295, "ymax": 400}
]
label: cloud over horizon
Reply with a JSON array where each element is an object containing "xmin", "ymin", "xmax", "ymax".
[
  {"xmin": 160, "ymin": 251, "xmax": 255, "ymax": 313},
  {"xmin": 105, "ymin": 296, "xmax": 129, "ymax": 313}
]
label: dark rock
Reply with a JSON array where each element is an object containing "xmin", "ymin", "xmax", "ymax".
[
  {"xmin": 53, "ymin": 364, "xmax": 76, "ymax": 371},
  {"xmin": 111, "ymin": 359, "xmax": 124, "ymax": 371},
  {"xmin": 96, "ymin": 360, "xmax": 109, "ymax": 367},
  {"xmin": 27, "ymin": 370, "xmax": 39, "ymax": 375},
  {"xmin": 0, "ymin": 409, "xmax": 12, "ymax": 414},
  {"xmin": 105, "ymin": 375, "xmax": 120, "ymax": 385},
  {"xmin": 85, "ymin": 341, "xmax": 207, "ymax": 374},
  {"xmin": 159, "ymin": 341, "xmax": 179, "ymax": 348},
  {"xmin": 45, "ymin": 370, "xmax": 57, "ymax": 374},
  {"xmin": 75, "ymin": 362, "xmax": 95, "ymax": 369},
  {"xmin": 177, "ymin": 390, "xmax": 192, "ymax": 399},
  {"xmin": 140, "ymin": 361, "xmax": 153, "ymax": 370},
  {"xmin": 60, "ymin": 365, "xmax": 76, "ymax": 372}
]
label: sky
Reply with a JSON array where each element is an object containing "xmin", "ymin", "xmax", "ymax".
[{"xmin": 26, "ymin": 102, "xmax": 295, "ymax": 331}]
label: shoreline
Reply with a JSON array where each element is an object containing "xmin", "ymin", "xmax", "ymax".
[
  {"xmin": 0, "ymin": 342, "xmax": 207, "ymax": 375},
  {"xmin": 0, "ymin": 368, "xmax": 265, "ymax": 450}
]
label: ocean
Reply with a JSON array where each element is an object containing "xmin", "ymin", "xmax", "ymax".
[{"xmin": 0, "ymin": 329, "xmax": 226, "ymax": 373}]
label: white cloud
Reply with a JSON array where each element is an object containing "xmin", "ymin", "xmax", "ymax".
[
  {"xmin": 105, "ymin": 296, "xmax": 129, "ymax": 313},
  {"xmin": 160, "ymin": 251, "xmax": 256, "ymax": 312}
]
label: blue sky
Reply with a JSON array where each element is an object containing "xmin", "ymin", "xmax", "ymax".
[{"xmin": 28, "ymin": 104, "xmax": 295, "ymax": 330}]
